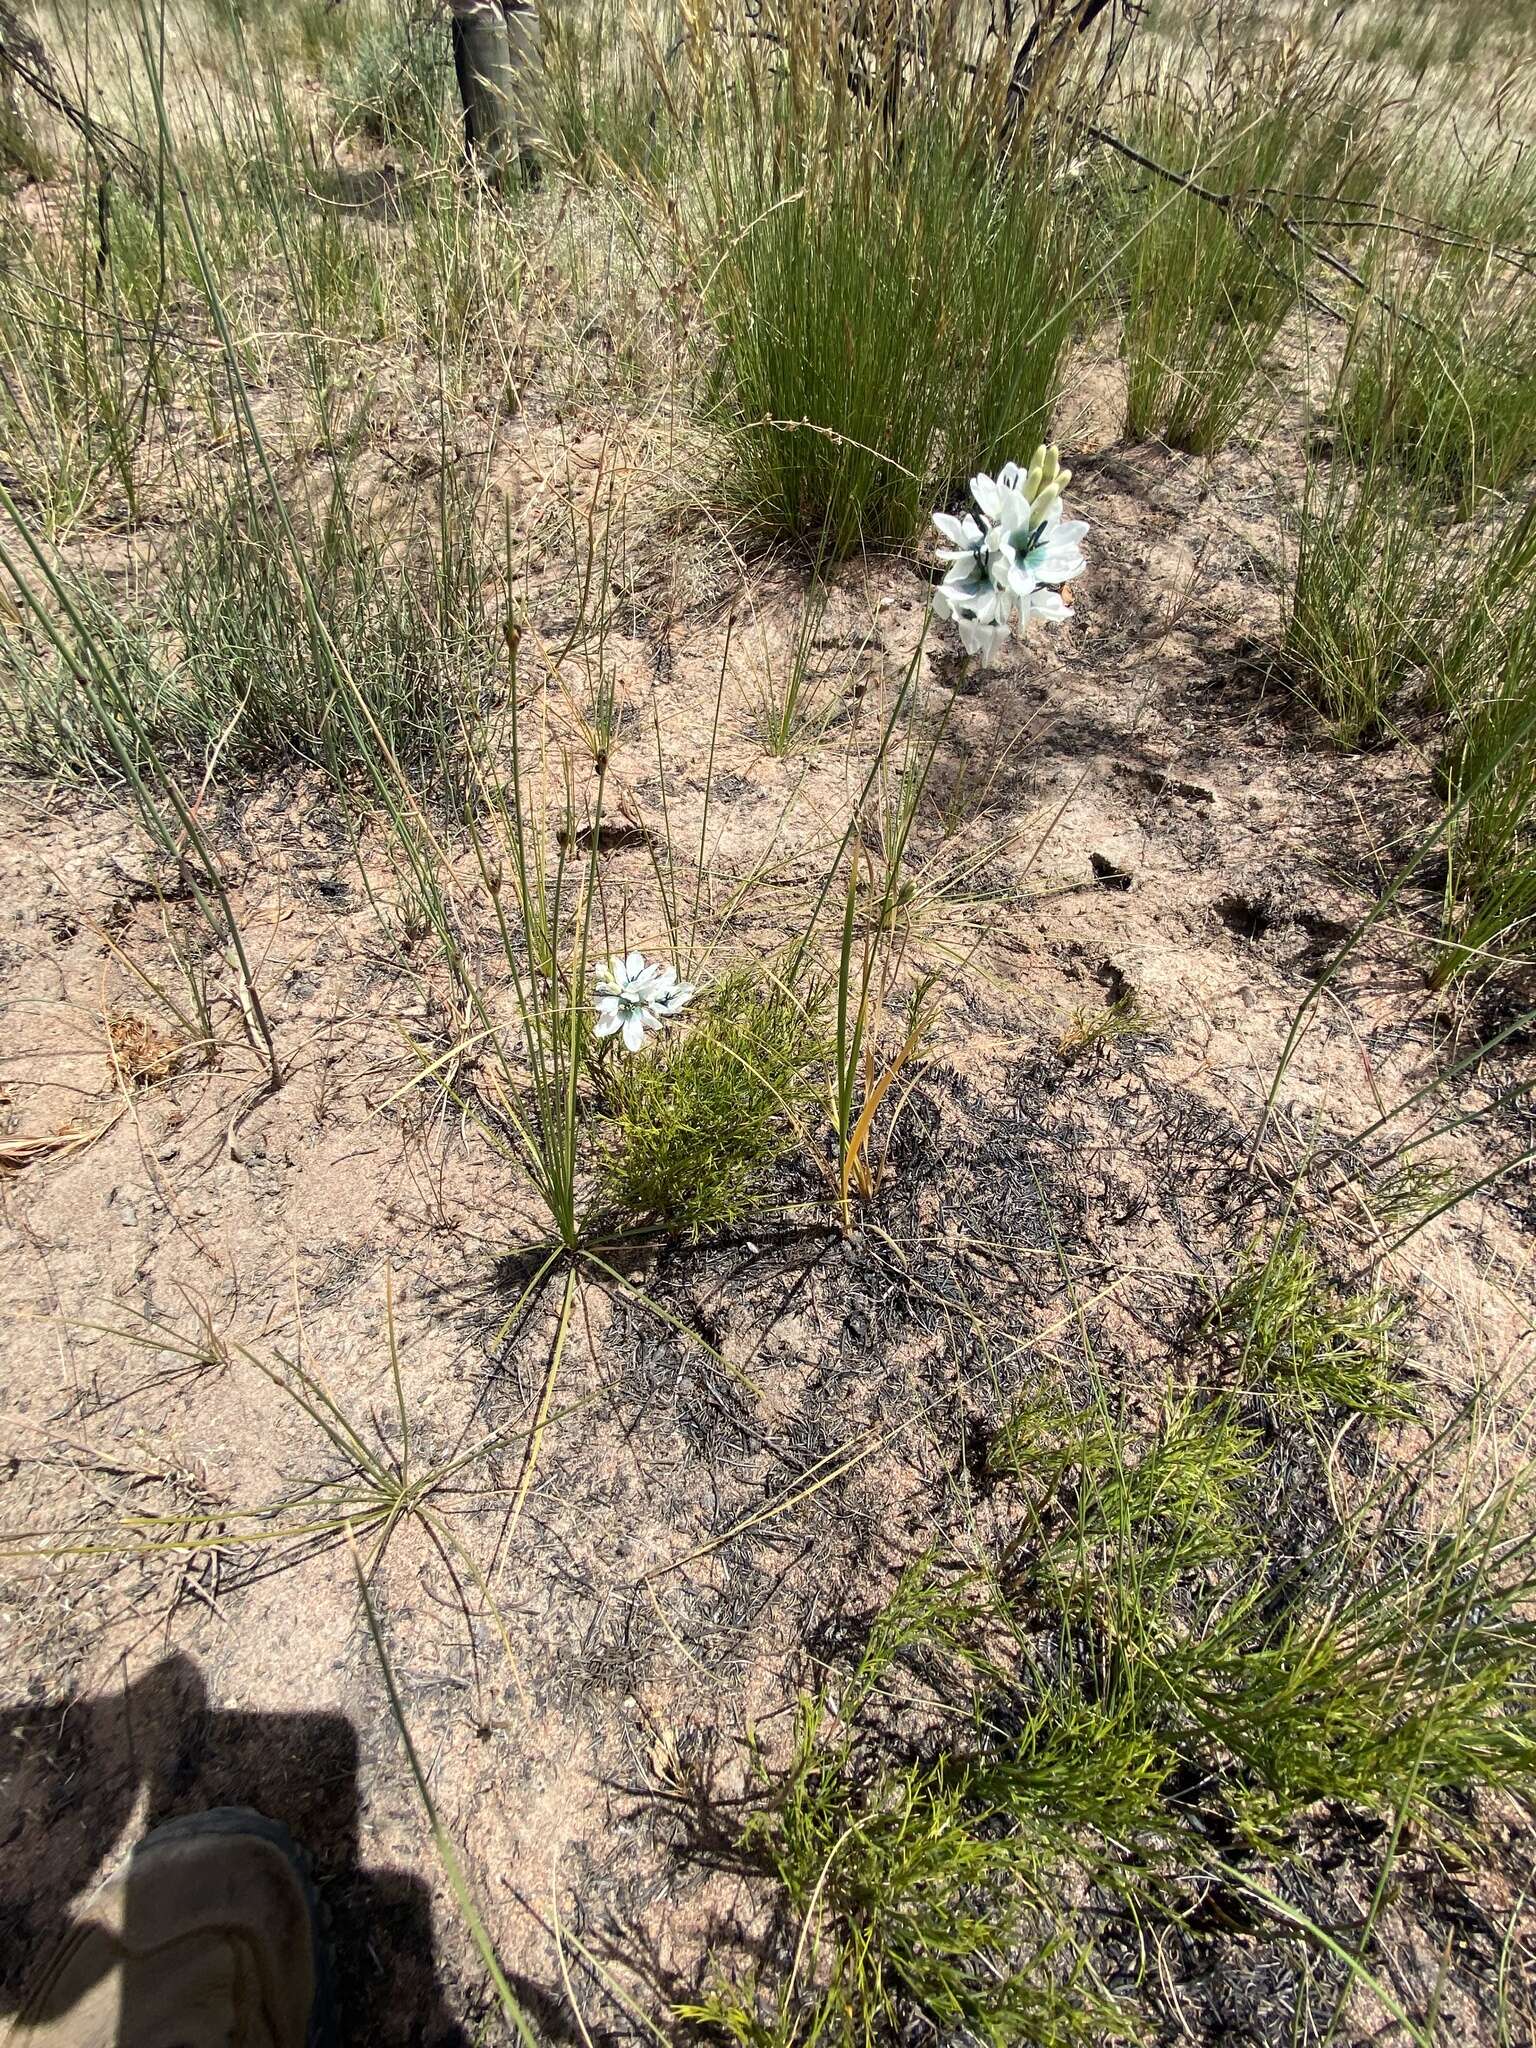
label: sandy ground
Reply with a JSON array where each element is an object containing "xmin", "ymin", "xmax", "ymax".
[{"xmin": 2, "ymin": 359, "xmax": 1534, "ymax": 2042}]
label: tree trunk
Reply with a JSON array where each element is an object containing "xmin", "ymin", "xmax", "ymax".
[{"xmin": 448, "ymin": 0, "xmax": 543, "ymax": 186}]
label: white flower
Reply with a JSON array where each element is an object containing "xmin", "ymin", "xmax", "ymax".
[
  {"xmin": 931, "ymin": 542, "xmax": 1014, "ymax": 665},
  {"xmin": 646, "ymin": 961, "xmax": 694, "ymax": 1018},
  {"xmin": 932, "ymin": 508, "xmax": 987, "ymax": 559},
  {"xmin": 1019, "ymin": 585, "xmax": 1072, "ymax": 627},
  {"xmin": 929, "ymin": 443, "xmax": 1088, "ymax": 663},
  {"xmin": 932, "ymin": 575, "xmax": 1014, "ymax": 662},
  {"xmin": 989, "ymin": 479, "xmax": 1087, "ymax": 603},
  {"xmin": 593, "ymin": 950, "xmax": 694, "ymax": 1052}
]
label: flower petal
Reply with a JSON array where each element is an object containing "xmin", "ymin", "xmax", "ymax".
[
  {"xmin": 959, "ymin": 616, "xmax": 1011, "ymax": 662},
  {"xmin": 970, "ymin": 472, "xmax": 1002, "ymax": 522},
  {"xmin": 622, "ymin": 1011, "xmax": 648, "ymax": 1051},
  {"xmin": 655, "ymin": 979, "xmax": 694, "ymax": 1016},
  {"xmin": 933, "ymin": 511, "xmax": 979, "ymax": 549},
  {"xmin": 1033, "ymin": 540, "xmax": 1085, "ymax": 583},
  {"xmin": 940, "ymin": 559, "xmax": 989, "ymax": 602}
]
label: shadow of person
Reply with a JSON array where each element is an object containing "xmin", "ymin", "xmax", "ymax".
[{"xmin": 0, "ymin": 1654, "xmax": 467, "ymax": 2048}]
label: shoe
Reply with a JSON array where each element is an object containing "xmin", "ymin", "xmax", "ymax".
[{"xmin": 9, "ymin": 1808, "xmax": 334, "ymax": 2048}]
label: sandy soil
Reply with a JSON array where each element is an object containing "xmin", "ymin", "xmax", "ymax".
[{"xmin": 2, "ymin": 370, "xmax": 1534, "ymax": 2043}]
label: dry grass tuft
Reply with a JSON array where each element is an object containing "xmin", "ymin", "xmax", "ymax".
[{"xmin": 106, "ymin": 1009, "xmax": 187, "ymax": 1089}]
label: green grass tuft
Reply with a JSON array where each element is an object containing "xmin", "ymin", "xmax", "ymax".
[
  {"xmin": 1337, "ymin": 265, "xmax": 1536, "ymax": 517},
  {"xmin": 694, "ymin": 2, "xmax": 1080, "ymax": 555},
  {"xmin": 682, "ymin": 1561, "xmax": 1153, "ymax": 2047},
  {"xmin": 543, "ymin": 0, "xmax": 679, "ymax": 185},
  {"xmin": 1216, "ymin": 1224, "xmax": 1408, "ymax": 1420},
  {"xmin": 1430, "ymin": 502, "xmax": 1536, "ymax": 982},
  {"xmin": 1284, "ymin": 448, "xmax": 1452, "ymax": 746},
  {"xmin": 686, "ymin": 1376, "xmax": 1536, "ymax": 2040},
  {"xmin": 1117, "ymin": 52, "xmax": 1385, "ymax": 455}
]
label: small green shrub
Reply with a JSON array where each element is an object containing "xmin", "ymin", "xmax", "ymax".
[
  {"xmin": 1164, "ymin": 1524, "xmax": 1536, "ymax": 1833},
  {"xmin": 993, "ymin": 1389, "xmax": 1262, "ymax": 1616},
  {"xmin": 1055, "ymin": 991, "xmax": 1154, "ymax": 1060},
  {"xmin": 1216, "ymin": 1225, "xmax": 1408, "ymax": 1419},
  {"xmin": 596, "ymin": 972, "xmax": 826, "ymax": 1237},
  {"xmin": 331, "ymin": 14, "xmax": 456, "ymax": 162}
]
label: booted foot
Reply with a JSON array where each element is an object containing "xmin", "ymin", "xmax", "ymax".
[{"xmin": 10, "ymin": 1809, "xmax": 332, "ymax": 2048}]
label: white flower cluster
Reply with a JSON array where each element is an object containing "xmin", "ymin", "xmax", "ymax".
[
  {"xmin": 931, "ymin": 444, "xmax": 1088, "ymax": 663},
  {"xmin": 593, "ymin": 951, "xmax": 694, "ymax": 1051}
]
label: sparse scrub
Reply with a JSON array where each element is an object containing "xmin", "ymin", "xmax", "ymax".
[
  {"xmin": 0, "ymin": 565, "xmax": 169, "ymax": 782},
  {"xmin": 747, "ymin": 574, "xmax": 844, "ymax": 756},
  {"xmin": 1436, "ymin": 623, "xmax": 1536, "ymax": 983},
  {"xmin": 0, "ymin": 192, "xmax": 168, "ymax": 534},
  {"xmin": 821, "ymin": 653, "xmax": 947, "ymax": 1232},
  {"xmin": 1425, "ymin": 132, "xmax": 1536, "ymax": 251},
  {"xmin": 0, "ymin": 476, "xmax": 279, "ymax": 1083},
  {"xmin": 0, "ymin": 485, "xmax": 499, "ymax": 789},
  {"xmin": 7, "ymin": 7, "xmax": 1536, "ymax": 2046},
  {"xmin": 0, "ymin": 82, "xmax": 51, "ymax": 182}
]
